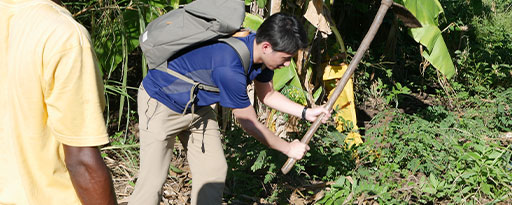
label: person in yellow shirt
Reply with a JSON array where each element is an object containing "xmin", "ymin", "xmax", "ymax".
[{"xmin": 0, "ymin": 0, "xmax": 117, "ymax": 204}]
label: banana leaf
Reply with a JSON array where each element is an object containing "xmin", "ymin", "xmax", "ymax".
[
  {"xmin": 401, "ymin": 0, "xmax": 455, "ymax": 78},
  {"xmin": 273, "ymin": 60, "xmax": 303, "ymax": 91},
  {"xmin": 243, "ymin": 13, "xmax": 264, "ymax": 32}
]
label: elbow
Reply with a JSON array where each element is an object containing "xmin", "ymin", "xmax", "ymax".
[
  {"xmin": 233, "ymin": 112, "xmax": 256, "ymax": 132},
  {"xmin": 232, "ymin": 106, "xmax": 261, "ymax": 135},
  {"xmin": 233, "ymin": 113, "xmax": 251, "ymax": 128},
  {"xmin": 256, "ymin": 94, "xmax": 268, "ymax": 104}
]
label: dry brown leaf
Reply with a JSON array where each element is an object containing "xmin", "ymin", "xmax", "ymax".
[{"xmin": 303, "ymin": 0, "xmax": 332, "ymax": 38}]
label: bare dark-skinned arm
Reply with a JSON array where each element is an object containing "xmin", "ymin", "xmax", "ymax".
[{"xmin": 63, "ymin": 145, "xmax": 117, "ymax": 205}]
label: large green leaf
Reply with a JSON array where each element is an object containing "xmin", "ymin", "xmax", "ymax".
[
  {"xmin": 273, "ymin": 60, "xmax": 302, "ymax": 91},
  {"xmin": 402, "ymin": 0, "xmax": 455, "ymax": 78},
  {"xmin": 243, "ymin": 13, "xmax": 264, "ymax": 31},
  {"xmin": 401, "ymin": 0, "xmax": 443, "ymax": 26}
]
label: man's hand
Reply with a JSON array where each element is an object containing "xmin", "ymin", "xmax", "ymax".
[
  {"xmin": 285, "ymin": 139, "xmax": 310, "ymax": 160},
  {"xmin": 64, "ymin": 145, "xmax": 117, "ymax": 205},
  {"xmin": 304, "ymin": 106, "xmax": 331, "ymax": 123}
]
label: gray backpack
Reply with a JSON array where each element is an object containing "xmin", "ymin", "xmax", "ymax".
[{"xmin": 139, "ymin": 0, "xmax": 250, "ymax": 93}]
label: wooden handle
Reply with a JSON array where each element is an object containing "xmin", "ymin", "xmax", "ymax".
[
  {"xmin": 281, "ymin": 158, "xmax": 297, "ymax": 174},
  {"xmin": 280, "ymin": 0, "xmax": 393, "ymax": 174}
]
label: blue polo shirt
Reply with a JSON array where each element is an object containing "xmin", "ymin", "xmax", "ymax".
[{"xmin": 142, "ymin": 33, "xmax": 273, "ymax": 113}]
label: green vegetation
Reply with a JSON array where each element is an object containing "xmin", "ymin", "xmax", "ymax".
[
  {"xmin": 318, "ymin": 88, "xmax": 512, "ymax": 204},
  {"xmin": 64, "ymin": 0, "xmax": 511, "ymax": 203},
  {"xmin": 223, "ymin": 88, "xmax": 512, "ymax": 204}
]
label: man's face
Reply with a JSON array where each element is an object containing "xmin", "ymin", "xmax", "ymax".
[{"xmin": 262, "ymin": 50, "xmax": 295, "ymax": 70}]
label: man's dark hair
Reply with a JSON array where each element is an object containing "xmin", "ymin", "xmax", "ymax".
[{"xmin": 255, "ymin": 13, "xmax": 308, "ymax": 54}]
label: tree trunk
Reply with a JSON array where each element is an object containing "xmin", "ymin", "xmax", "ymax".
[{"xmin": 270, "ymin": 0, "xmax": 281, "ymax": 15}]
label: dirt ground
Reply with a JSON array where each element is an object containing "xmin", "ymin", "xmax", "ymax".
[{"xmin": 105, "ymin": 139, "xmax": 193, "ymax": 204}]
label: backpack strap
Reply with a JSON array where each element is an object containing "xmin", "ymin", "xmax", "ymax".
[
  {"xmin": 155, "ymin": 64, "xmax": 219, "ymax": 116},
  {"xmin": 219, "ymin": 37, "xmax": 250, "ymax": 75},
  {"xmin": 153, "ymin": 36, "xmax": 250, "ymax": 94},
  {"xmin": 154, "ymin": 65, "xmax": 221, "ymax": 92}
]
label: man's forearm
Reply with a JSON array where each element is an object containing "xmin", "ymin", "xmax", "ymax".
[
  {"xmin": 258, "ymin": 86, "xmax": 331, "ymax": 123},
  {"xmin": 64, "ymin": 145, "xmax": 117, "ymax": 205},
  {"xmin": 261, "ymin": 90, "xmax": 305, "ymax": 117},
  {"xmin": 233, "ymin": 106, "xmax": 310, "ymax": 159},
  {"xmin": 254, "ymin": 81, "xmax": 304, "ymax": 117}
]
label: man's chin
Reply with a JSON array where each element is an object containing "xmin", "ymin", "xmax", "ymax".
[{"xmin": 264, "ymin": 65, "xmax": 276, "ymax": 70}]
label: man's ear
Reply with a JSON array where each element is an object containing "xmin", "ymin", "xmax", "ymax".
[{"xmin": 261, "ymin": 42, "xmax": 273, "ymax": 54}]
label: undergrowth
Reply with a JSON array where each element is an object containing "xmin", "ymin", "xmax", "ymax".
[{"xmin": 223, "ymin": 88, "xmax": 512, "ymax": 204}]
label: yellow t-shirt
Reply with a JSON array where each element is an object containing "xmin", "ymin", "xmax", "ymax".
[{"xmin": 0, "ymin": 0, "xmax": 109, "ymax": 204}]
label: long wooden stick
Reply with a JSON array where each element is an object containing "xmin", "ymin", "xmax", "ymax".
[{"xmin": 281, "ymin": 0, "xmax": 394, "ymax": 174}]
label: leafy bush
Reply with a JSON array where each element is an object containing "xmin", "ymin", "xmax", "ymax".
[
  {"xmin": 318, "ymin": 89, "xmax": 512, "ymax": 204},
  {"xmin": 440, "ymin": 0, "xmax": 512, "ymax": 93}
]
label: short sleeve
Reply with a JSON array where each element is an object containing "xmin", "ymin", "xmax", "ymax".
[
  {"xmin": 255, "ymin": 67, "xmax": 274, "ymax": 82},
  {"xmin": 213, "ymin": 66, "xmax": 252, "ymax": 109},
  {"xmin": 43, "ymin": 32, "xmax": 108, "ymax": 147}
]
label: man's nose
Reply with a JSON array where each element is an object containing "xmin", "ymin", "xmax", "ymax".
[{"xmin": 283, "ymin": 61, "xmax": 291, "ymax": 67}]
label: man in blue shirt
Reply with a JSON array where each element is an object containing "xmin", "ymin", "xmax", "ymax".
[{"xmin": 129, "ymin": 13, "xmax": 331, "ymax": 205}]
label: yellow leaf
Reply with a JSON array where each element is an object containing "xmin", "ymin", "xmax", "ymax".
[
  {"xmin": 323, "ymin": 63, "xmax": 348, "ymax": 80},
  {"xmin": 323, "ymin": 63, "xmax": 358, "ymax": 133},
  {"xmin": 345, "ymin": 132, "xmax": 363, "ymax": 148}
]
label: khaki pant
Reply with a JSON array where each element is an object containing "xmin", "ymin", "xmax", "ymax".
[{"xmin": 129, "ymin": 86, "xmax": 227, "ymax": 205}]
